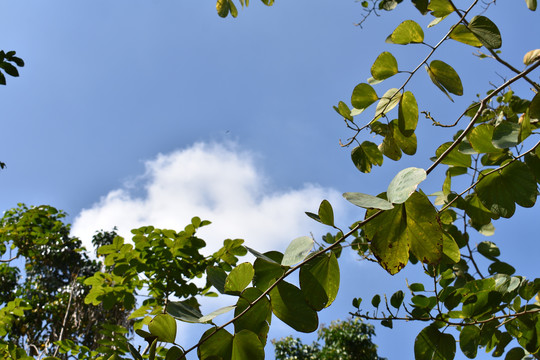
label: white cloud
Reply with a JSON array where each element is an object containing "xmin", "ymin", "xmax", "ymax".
[{"xmin": 72, "ymin": 142, "xmax": 346, "ymax": 255}]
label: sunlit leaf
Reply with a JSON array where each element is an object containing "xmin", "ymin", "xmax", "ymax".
[
  {"xmin": 199, "ymin": 305, "xmax": 236, "ymax": 323},
  {"xmin": 523, "ymin": 49, "xmax": 540, "ymax": 65},
  {"xmin": 387, "ymin": 20, "xmax": 424, "ymax": 44},
  {"xmin": 343, "ymin": 192, "xmax": 394, "ymax": 210},
  {"xmin": 435, "ymin": 142, "xmax": 472, "ymax": 167},
  {"xmin": 281, "ymin": 236, "xmax": 314, "ymax": 266},
  {"xmin": 351, "ymin": 83, "xmax": 378, "ymax": 110},
  {"xmin": 427, "ymin": 0, "xmax": 454, "ymax": 18},
  {"xmin": 449, "ymin": 25, "xmax": 482, "ymax": 47},
  {"xmin": 216, "ymin": 0, "xmax": 230, "ymax": 17},
  {"xmin": 333, "ymin": 101, "xmax": 353, "ymax": 121},
  {"xmin": 387, "ymin": 167, "xmax": 426, "ymax": 204},
  {"xmin": 442, "ymin": 233, "xmax": 460, "ymax": 263},
  {"xmin": 269, "ymin": 281, "xmax": 319, "ymax": 332},
  {"xmin": 398, "ymin": 91, "xmax": 418, "ymax": 136},
  {"xmin": 525, "ymin": 0, "xmax": 537, "ymax": 10},
  {"xmin": 148, "ymin": 314, "xmax": 177, "ymax": 343},
  {"xmin": 375, "ymin": 88, "xmax": 402, "ymax": 119},
  {"xmin": 427, "ymin": 60, "xmax": 463, "ymax": 97},
  {"xmin": 225, "ymin": 262, "xmax": 254, "ymax": 295},
  {"xmin": 371, "ymin": 52, "xmax": 399, "ymax": 80},
  {"xmin": 391, "ymin": 120, "xmax": 417, "ymax": 155},
  {"xmin": 318, "ymin": 200, "xmax": 334, "ymax": 226},
  {"xmin": 468, "ymin": 16, "xmax": 502, "ymax": 49},
  {"xmin": 468, "ymin": 124, "xmax": 500, "ymax": 153}
]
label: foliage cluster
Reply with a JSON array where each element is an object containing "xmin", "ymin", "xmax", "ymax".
[{"xmin": 1, "ymin": 0, "xmax": 540, "ymax": 360}]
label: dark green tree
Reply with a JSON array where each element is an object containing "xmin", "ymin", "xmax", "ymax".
[{"xmin": 274, "ymin": 318, "xmax": 385, "ymax": 360}]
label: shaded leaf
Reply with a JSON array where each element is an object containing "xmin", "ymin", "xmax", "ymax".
[
  {"xmin": 231, "ymin": 330, "xmax": 264, "ymax": 360},
  {"xmin": 351, "ymin": 141, "xmax": 384, "ymax": 173},
  {"xmin": 269, "ymin": 281, "xmax": 319, "ymax": 333},
  {"xmin": 318, "ymin": 200, "xmax": 334, "ymax": 227},
  {"xmin": 168, "ymin": 301, "xmax": 203, "ymax": 323},
  {"xmin": 207, "ymin": 266, "xmax": 227, "ymax": 294},
  {"xmin": 415, "ymin": 325, "xmax": 456, "ymax": 360},
  {"xmin": 460, "ymin": 326, "xmax": 481, "ymax": 358},
  {"xmin": 198, "ymin": 328, "xmax": 233, "ymax": 360},
  {"xmin": 216, "ymin": 0, "xmax": 230, "ymax": 17},
  {"xmin": 253, "ymin": 251, "xmax": 285, "ymax": 291},
  {"xmin": 165, "ymin": 346, "xmax": 184, "ymax": 360},
  {"xmin": 476, "ymin": 161, "xmax": 537, "ymax": 218},
  {"xmin": 299, "ymin": 252, "xmax": 340, "ymax": 310},
  {"xmin": 234, "ymin": 287, "xmax": 271, "ymax": 340},
  {"xmin": 468, "ymin": 16, "xmax": 502, "ymax": 49}
]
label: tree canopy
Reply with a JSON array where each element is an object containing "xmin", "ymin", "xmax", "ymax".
[{"xmin": 1, "ymin": 0, "xmax": 540, "ymax": 359}]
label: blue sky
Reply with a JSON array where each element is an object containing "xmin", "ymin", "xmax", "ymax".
[{"xmin": 1, "ymin": 0, "xmax": 539, "ymax": 359}]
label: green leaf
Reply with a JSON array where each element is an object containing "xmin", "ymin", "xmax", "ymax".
[
  {"xmin": 365, "ymin": 192, "xmax": 443, "ymax": 275},
  {"xmin": 371, "ymin": 294, "xmax": 381, "ymax": 308},
  {"xmin": 525, "ymin": 151, "xmax": 540, "ymax": 183},
  {"xmin": 351, "ymin": 83, "xmax": 378, "ymax": 110},
  {"xmin": 488, "ymin": 261, "xmax": 516, "ymax": 275},
  {"xmin": 434, "ymin": 142, "xmax": 472, "ymax": 167},
  {"xmin": 375, "ymin": 88, "xmax": 402, "ymax": 118},
  {"xmin": 391, "ymin": 120, "xmax": 417, "ymax": 155},
  {"xmin": 234, "ymin": 287, "xmax": 271, "ymax": 341},
  {"xmin": 427, "ymin": 60, "xmax": 463, "ymax": 97},
  {"xmin": 476, "ymin": 161, "xmax": 537, "ymax": 218},
  {"xmin": 333, "ymin": 101, "xmax": 353, "ymax": 121},
  {"xmin": 477, "ymin": 241, "xmax": 500, "ymax": 260},
  {"xmin": 167, "ymin": 301, "xmax": 203, "ymax": 323},
  {"xmin": 390, "ymin": 290, "xmax": 404, "ymax": 309},
  {"xmin": 530, "ymin": 93, "xmax": 540, "ymax": 121},
  {"xmin": 225, "ymin": 262, "xmax": 254, "ymax": 295},
  {"xmin": 505, "ymin": 307, "xmax": 540, "ymax": 354},
  {"xmin": 281, "ymin": 236, "xmax": 314, "ymax": 267},
  {"xmin": 460, "ymin": 325, "xmax": 481, "ymax": 358},
  {"xmin": 318, "ymin": 200, "xmax": 334, "ymax": 226},
  {"xmin": 198, "ymin": 328, "xmax": 233, "ymax": 360},
  {"xmin": 231, "ymin": 330, "xmax": 264, "ymax": 360},
  {"xmin": 165, "ymin": 346, "xmax": 184, "ymax": 360},
  {"xmin": 449, "ymin": 25, "xmax": 482, "ymax": 47},
  {"xmin": 269, "ymin": 281, "xmax": 319, "ymax": 333},
  {"xmin": 207, "ymin": 266, "xmax": 227, "ymax": 294},
  {"xmin": 386, "ymin": 20, "xmax": 424, "ymax": 44},
  {"xmin": 492, "ymin": 121, "xmax": 520, "ymax": 149},
  {"xmin": 351, "ymin": 141, "xmax": 383, "ymax": 173},
  {"xmin": 228, "ymin": 0, "xmax": 238, "ymax": 18},
  {"xmin": 415, "ymin": 325, "xmax": 456, "ymax": 360},
  {"xmin": 246, "ymin": 247, "xmax": 279, "ymax": 264},
  {"xmin": 299, "ymin": 252, "xmax": 340, "ymax": 311},
  {"xmin": 442, "ymin": 233, "xmax": 460, "ymax": 263},
  {"xmin": 398, "ymin": 91, "xmax": 418, "ymax": 136},
  {"xmin": 412, "ymin": 0, "xmax": 429, "ymax": 14},
  {"xmin": 526, "ymin": 0, "xmax": 538, "ymax": 10},
  {"xmin": 0, "ymin": 62, "xmax": 19, "ymax": 77},
  {"xmin": 343, "ymin": 192, "xmax": 394, "ymax": 210},
  {"xmin": 427, "ymin": 0, "xmax": 454, "ymax": 18},
  {"xmin": 505, "ymin": 347, "xmax": 526, "ymax": 360},
  {"xmin": 379, "ymin": 131, "xmax": 402, "ymax": 161},
  {"xmin": 148, "ymin": 314, "xmax": 177, "ymax": 343},
  {"xmin": 216, "ymin": 0, "xmax": 230, "ymax": 17},
  {"xmin": 253, "ymin": 251, "xmax": 284, "ymax": 291},
  {"xmin": 199, "ymin": 305, "xmax": 236, "ymax": 323},
  {"xmin": 387, "ymin": 167, "xmax": 427, "ymax": 204},
  {"xmin": 371, "ymin": 52, "xmax": 399, "ymax": 80},
  {"xmin": 128, "ymin": 343, "xmax": 144, "ymax": 360},
  {"xmin": 468, "ymin": 124, "xmax": 500, "ymax": 153},
  {"xmin": 468, "ymin": 16, "xmax": 502, "ymax": 49}
]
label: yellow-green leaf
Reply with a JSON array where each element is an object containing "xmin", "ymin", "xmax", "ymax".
[
  {"xmin": 386, "ymin": 20, "xmax": 424, "ymax": 45},
  {"xmin": 398, "ymin": 91, "xmax": 418, "ymax": 136},
  {"xmin": 371, "ymin": 52, "xmax": 399, "ymax": 80},
  {"xmin": 427, "ymin": 60, "xmax": 463, "ymax": 97},
  {"xmin": 351, "ymin": 83, "xmax": 378, "ymax": 110},
  {"xmin": 449, "ymin": 25, "xmax": 482, "ymax": 47}
]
